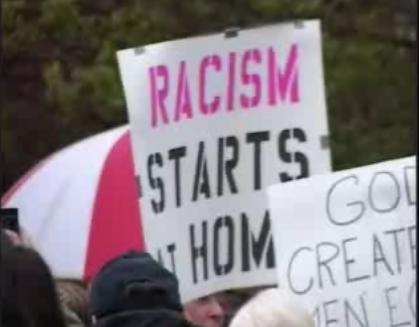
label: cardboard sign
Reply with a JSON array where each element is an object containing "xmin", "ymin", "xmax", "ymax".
[
  {"xmin": 117, "ymin": 20, "xmax": 331, "ymax": 302},
  {"xmin": 268, "ymin": 156, "xmax": 416, "ymax": 327}
]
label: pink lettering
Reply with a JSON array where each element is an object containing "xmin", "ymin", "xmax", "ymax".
[
  {"xmin": 148, "ymin": 44, "xmax": 302, "ymax": 127},
  {"xmin": 240, "ymin": 49, "xmax": 262, "ymax": 109},
  {"xmin": 149, "ymin": 65, "xmax": 169, "ymax": 127},
  {"xmin": 174, "ymin": 61, "xmax": 193, "ymax": 122},
  {"xmin": 199, "ymin": 55, "xmax": 222, "ymax": 115},
  {"xmin": 268, "ymin": 44, "xmax": 299, "ymax": 105}
]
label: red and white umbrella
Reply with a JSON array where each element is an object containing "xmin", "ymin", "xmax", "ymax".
[{"xmin": 1, "ymin": 125, "xmax": 145, "ymax": 281}]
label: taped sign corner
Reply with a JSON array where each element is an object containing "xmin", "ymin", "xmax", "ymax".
[
  {"xmin": 293, "ymin": 20, "xmax": 305, "ymax": 29},
  {"xmin": 224, "ymin": 27, "xmax": 240, "ymax": 39},
  {"xmin": 133, "ymin": 46, "xmax": 146, "ymax": 56}
]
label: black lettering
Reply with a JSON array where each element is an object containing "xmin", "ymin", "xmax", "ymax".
[
  {"xmin": 403, "ymin": 166, "xmax": 416, "ymax": 205},
  {"xmin": 217, "ymin": 136, "xmax": 239, "ymax": 196},
  {"xmin": 278, "ymin": 129, "xmax": 293, "ymax": 182},
  {"xmin": 407, "ymin": 225, "xmax": 416, "ymax": 269},
  {"xmin": 192, "ymin": 142, "xmax": 211, "ymax": 201},
  {"xmin": 324, "ymin": 299, "xmax": 339, "ymax": 327},
  {"xmin": 213, "ymin": 216, "xmax": 235, "ymax": 275},
  {"xmin": 168, "ymin": 147, "xmax": 186, "ymax": 208},
  {"xmin": 189, "ymin": 221, "xmax": 208, "ymax": 284},
  {"xmin": 344, "ymin": 294, "xmax": 369, "ymax": 327},
  {"xmin": 384, "ymin": 228, "xmax": 405, "ymax": 274},
  {"xmin": 316, "ymin": 242, "xmax": 340, "ymax": 289},
  {"xmin": 326, "ymin": 175, "xmax": 365, "ymax": 226},
  {"xmin": 292, "ymin": 128, "xmax": 309, "ymax": 179},
  {"xmin": 384, "ymin": 286, "xmax": 411, "ymax": 326},
  {"xmin": 241, "ymin": 214, "xmax": 251, "ymax": 272},
  {"xmin": 167, "ymin": 243, "xmax": 177, "ymax": 274},
  {"xmin": 246, "ymin": 131, "xmax": 270, "ymax": 190},
  {"xmin": 278, "ymin": 128, "xmax": 309, "ymax": 182},
  {"xmin": 147, "ymin": 153, "xmax": 165, "ymax": 214},
  {"xmin": 287, "ymin": 246, "xmax": 314, "ymax": 294},
  {"xmin": 342, "ymin": 237, "xmax": 370, "ymax": 283},
  {"xmin": 241, "ymin": 210, "xmax": 275, "ymax": 271},
  {"xmin": 369, "ymin": 171, "xmax": 401, "ymax": 213},
  {"xmin": 373, "ymin": 233, "xmax": 394, "ymax": 276}
]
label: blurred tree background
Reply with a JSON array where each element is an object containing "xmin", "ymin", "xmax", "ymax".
[{"xmin": 1, "ymin": 0, "xmax": 416, "ymax": 194}]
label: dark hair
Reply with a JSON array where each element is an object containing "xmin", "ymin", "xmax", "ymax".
[
  {"xmin": 1, "ymin": 241, "xmax": 66, "ymax": 327},
  {"xmin": 1, "ymin": 230, "xmax": 14, "ymax": 249}
]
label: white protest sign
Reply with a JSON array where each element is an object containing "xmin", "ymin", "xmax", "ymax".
[
  {"xmin": 117, "ymin": 20, "xmax": 331, "ymax": 302},
  {"xmin": 268, "ymin": 156, "xmax": 416, "ymax": 327}
]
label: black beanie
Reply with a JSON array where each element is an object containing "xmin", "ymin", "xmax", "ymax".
[{"xmin": 90, "ymin": 251, "xmax": 183, "ymax": 319}]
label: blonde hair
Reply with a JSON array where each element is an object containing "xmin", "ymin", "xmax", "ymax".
[
  {"xmin": 56, "ymin": 279, "xmax": 89, "ymax": 325},
  {"xmin": 229, "ymin": 288, "xmax": 314, "ymax": 327}
]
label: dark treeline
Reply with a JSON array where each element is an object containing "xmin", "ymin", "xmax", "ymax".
[{"xmin": 1, "ymin": 0, "xmax": 416, "ymax": 194}]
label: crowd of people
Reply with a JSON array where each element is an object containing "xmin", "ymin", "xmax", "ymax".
[{"xmin": 1, "ymin": 229, "xmax": 314, "ymax": 327}]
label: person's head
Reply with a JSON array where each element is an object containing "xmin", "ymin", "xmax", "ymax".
[
  {"xmin": 228, "ymin": 288, "xmax": 314, "ymax": 327},
  {"xmin": 1, "ymin": 235, "xmax": 66, "ymax": 327},
  {"xmin": 184, "ymin": 294, "xmax": 225, "ymax": 327},
  {"xmin": 56, "ymin": 279, "xmax": 90, "ymax": 325},
  {"xmin": 89, "ymin": 251, "xmax": 183, "ymax": 321}
]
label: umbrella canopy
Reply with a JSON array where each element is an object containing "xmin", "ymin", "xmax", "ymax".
[{"xmin": 1, "ymin": 125, "xmax": 145, "ymax": 281}]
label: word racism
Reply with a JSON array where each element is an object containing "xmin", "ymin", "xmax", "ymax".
[
  {"xmin": 149, "ymin": 44, "xmax": 300, "ymax": 127},
  {"xmin": 143, "ymin": 128, "xmax": 310, "ymax": 214}
]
